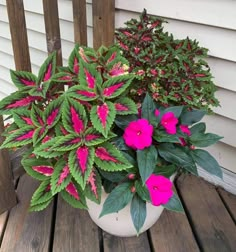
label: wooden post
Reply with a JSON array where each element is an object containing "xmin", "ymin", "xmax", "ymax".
[
  {"xmin": 72, "ymin": 0, "xmax": 87, "ymax": 46},
  {"xmin": 0, "ymin": 117, "xmax": 17, "ymax": 214},
  {"xmin": 43, "ymin": 0, "xmax": 62, "ymax": 66},
  {"xmin": 92, "ymin": 0, "xmax": 115, "ymax": 50}
]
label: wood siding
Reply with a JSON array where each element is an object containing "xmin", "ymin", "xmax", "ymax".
[{"xmin": 0, "ymin": 0, "xmax": 235, "ymax": 178}]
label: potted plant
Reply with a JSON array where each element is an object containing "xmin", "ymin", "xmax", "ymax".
[{"xmin": 0, "ymin": 10, "xmax": 222, "ymax": 237}]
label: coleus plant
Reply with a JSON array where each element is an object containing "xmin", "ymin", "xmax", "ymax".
[{"xmin": 0, "ymin": 11, "xmax": 222, "ymax": 235}]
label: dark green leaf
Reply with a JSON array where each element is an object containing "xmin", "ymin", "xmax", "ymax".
[
  {"xmin": 162, "ymin": 193, "xmax": 184, "ymax": 212},
  {"xmin": 141, "ymin": 93, "xmax": 157, "ymax": 125},
  {"xmin": 181, "ymin": 109, "xmax": 206, "ymax": 125},
  {"xmin": 154, "ymin": 165, "xmax": 177, "ymax": 178},
  {"xmin": 190, "ymin": 133, "xmax": 223, "ymax": 147},
  {"xmin": 115, "ymin": 114, "xmax": 139, "ymax": 130},
  {"xmin": 190, "ymin": 122, "xmax": 206, "ymax": 135},
  {"xmin": 135, "ymin": 180, "xmax": 150, "ymax": 202}
]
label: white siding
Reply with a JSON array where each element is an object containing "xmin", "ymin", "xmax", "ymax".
[{"xmin": 0, "ymin": 0, "xmax": 236, "ymax": 177}]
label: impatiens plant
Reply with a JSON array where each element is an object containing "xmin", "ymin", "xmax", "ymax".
[{"xmin": 0, "ymin": 10, "xmax": 222, "ymax": 235}]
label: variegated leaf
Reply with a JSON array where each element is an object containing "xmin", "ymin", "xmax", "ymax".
[
  {"xmin": 0, "ymin": 91, "xmax": 38, "ymax": 115},
  {"xmin": 84, "ymin": 127, "xmax": 116, "ymax": 146},
  {"xmin": 29, "ymin": 198, "xmax": 53, "ymax": 212},
  {"xmin": 33, "ymin": 127, "xmax": 48, "ymax": 147},
  {"xmin": 85, "ymin": 169, "xmax": 102, "ymax": 204},
  {"xmin": 67, "ymin": 85, "xmax": 98, "ymax": 101},
  {"xmin": 29, "ymin": 81, "xmax": 50, "ymax": 98},
  {"xmin": 61, "ymin": 181, "xmax": 87, "ymax": 209},
  {"xmin": 33, "ymin": 138, "xmax": 65, "ymax": 158},
  {"xmin": 37, "ymin": 52, "xmax": 56, "ymax": 84},
  {"xmin": 114, "ymin": 97, "xmax": 138, "ymax": 115},
  {"xmin": 51, "ymin": 135, "xmax": 82, "ymax": 151},
  {"xmin": 31, "ymin": 180, "xmax": 53, "ymax": 206},
  {"xmin": 90, "ymin": 101, "xmax": 116, "ymax": 137},
  {"xmin": 51, "ymin": 160, "xmax": 72, "ymax": 195},
  {"xmin": 44, "ymin": 97, "xmax": 63, "ymax": 128},
  {"xmin": 13, "ymin": 110, "xmax": 33, "ymax": 127},
  {"xmin": 68, "ymin": 45, "xmax": 80, "ymax": 74},
  {"xmin": 31, "ymin": 104, "xmax": 45, "ymax": 127},
  {"xmin": 21, "ymin": 156, "xmax": 53, "ymax": 180},
  {"xmin": 62, "ymin": 98, "xmax": 87, "ymax": 134},
  {"xmin": 1, "ymin": 122, "xmax": 18, "ymax": 137},
  {"xmin": 55, "ymin": 123, "xmax": 69, "ymax": 136},
  {"xmin": 68, "ymin": 146, "xmax": 95, "ymax": 190},
  {"xmin": 94, "ymin": 143, "xmax": 133, "ymax": 171},
  {"xmin": 10, "ymin": 70, "xmax": 37, "ymax": 90},
  {"xmin": 0, "ymin": 126, "xmax": 34, "ymax": 148},
  {"xmin": 102, "ymin": 75, "xmax": 134, "ymax": 99}
]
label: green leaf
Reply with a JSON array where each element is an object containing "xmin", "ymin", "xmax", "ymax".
[
  {"xmin": 32, "ymin": 127, "xmax": 48, "ymax": 147},
  {"xmin": 164, "ymin": 106, "xmax": 183, "ymax": 118},
  {"xmin": 154, "ymin": 165, "xmax": 177, "ymax": 178},
  {"xmin": 51, "ymin": 135, "xmax": 82, "ymax": 151},
  {"xmin": 154, "ymin": 130, "xmax": 180, "ymax": 143},
  {"xmin": 31, "ymin": 180, "xmax": 53, "ymax": 206},
  {"xmin": 62, "ymin": 98, "xmax": 87, "ymax": 134},
  {"xmin": 190, "ymin": 133, "xmax": 223, "ymax": 147},
  {"xmin": 162, "ymin": 193, "xmax": 184, "ymax": 212},
  {"xmin": 37, "ymin": 51, "xmax": 56, "ymax": 84},
  {"xmin": 90, "ymin": 101, "xmax": 116, "ymax": 137},
  {"xmin": 191, "ymin": 149, "xmax": 222, "ymax": 178},
  {"xmin": 99, "ymin": 169, "xmax": 127, "ymax": 183},
  {"xmin": 102, "ymin": 74, "xmax": 134, "ymax": 99},
  {"xmin": 158, "ymin": 144, "xmax": 198, "ymax": 175},
  {"xmin": 131, "ymin": 194, "xmax": 146, "ymax": 234},
  {"xmin": 112, "ymin": 137, "xmax": 129, "ymax": 151},
  {"xmin": 190, "ymin": 122, "xmax": 206, "ymax": 135},
  {"xmin": 114, "ymin": 97, "xmax": 138, "ymax": 115},
  {"xmin": 1, "ymin": 126, "xmax": 34, "ymax": 148},
  {"xmin": 29, "ymin": 198, "xmax": 53, "ymax": 212},
  {"xmin": 135, "ymin": 180, "xmax": 150, "ymax": 202},
  {"xmin": 94, "ymin": 142, "xmax": 133, "ymax": 171},
  {"xmin": 85, "ymin": 169, "xmax": 102, "ymax": 204},
  {"xmin": 31, "ymin": 104, "xmax": 45, "ymax": 127},
  {"xmin": 67, "ymin": 85, "xmax": 98, "ymax": 101},
  {"xmin": 137, "ymin": 146, "xmax": 158, "ymax": 184},
  {"xmin": 13, "ymin": 110, "xmax": 33, "ymax": 127},
  {"xmin": 84, "ymin": 128, "xmax": 115, "ymax": 146},
  {"xmin": 141, "ymin": 93, "xmax": 157, "ymax": 125},
  {"xmin": 99, "ymin": 182, "xmax": 133, "ymax": 217},
  {"xmin": 115, "ymin": 114, "xmax": 138, "ymax": 130},
  {"xmin": 68, "ymin": 44, "xmax": 80, "ymax": 74},
  {"xmin": 61, "ymin": 181, "xmax": 87, "ymax": 209},
  {"xmin": 180, "ymin": 109, "xmax": 206, "ymax": 125},
  {"xmin": 29, "ymin": 81, "xmax": 51, "ymax": 98},
  {"xmin": 68, "ymin": 146, "xmax": 95, "ymax": 189},
  {"xmin": 10, "ymin": 70, "xmax": 37, "ymax": 90},
  {"xmin": 51, "ymin": 160, "xmax": 72, "ymax": 195}
]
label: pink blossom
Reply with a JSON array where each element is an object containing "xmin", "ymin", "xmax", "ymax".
[
  {"xmin": 154, "ymin": 109, "xmax": 160, "ymax": 117},
  {"xmin": 161, "ymin": 112, "xmax": 178, "ymax": 134},
  {"xmin": 179, "ymin": 137, "xmax": 187, "ymax": 146},
  {"xmin": 146, "ymin": 174, "xmax": 173, "ymax": 206},
  {"xmin": 123, "ymin": 119, "xmax": 153, "ymax": 150},
  {"xmin": 180, "ymin": 125, "xmax": 191, "ymax": 136}
]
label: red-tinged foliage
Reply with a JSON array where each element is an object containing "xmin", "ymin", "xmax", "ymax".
[
  {"xmin": 16, "ymin": 130, "xmax": 34, "ymax": 140},
  {"xmin": 95, "ymin": 147, "xmax": 118, "ymax": 163},
  {"xmin": 22, "ymin": 116, "xmax": 34, "ymax": 125},
  {"xmin": 32, "ymin": 165, "xmax": 54, "ymax": 176},
  {"xmin": 107, "ymin": 52, "xmax": 117, "ymax": 63},
  {"xmin": 73, "ymin": 58, "xmax": 79, "ymax": 74},
  {"xmin": 47, "ymin": 109, "xmax": 59, "ymax": 126},
  {"xmin": 103, "ymin": 83, "xmax": 123, "ymax": 97},
  {"xmin": 57, "ymin": 165, "xmax": 70, "ymax": 185},
  {"xmin": 97, "ymin": 103, "xmax": 109, "ymax": 128},
  {"xmin": 6, "ymin": 96, "xmax": 37, "ymax": 109},
  {"xmin": 43, "ymin": 63, "xmax": 52, "ymax": 81},
  {"xmin": 76, "ymin": 146, "xmax": 89, "ymax": 174},
  {"xmin": 115, "ymin": 103, "xmax": 129, "ymax": 111},
  {"xmin": 87, "ymin": 171, "xmax": 98, "ymax": 199},
  {"xmin": 85, "ymin": 134, "xmax": 100, "ymax": 142},
  {"xmin": 71, "ymin": 106, "xmax": 84, "ymax": 134},
  {"xmin": 66, "ymin": 182, "xmax": 80, "ymax": 200},
  {"xmin": 20, "ymin": 78, "xmax": 35, "ymax": 86},
  {"xmin": 84, "ymin": 68, "xmax": 95, "ymax": 89},
  {"xmin": 77, "ymin": 90, "xmax": 97, "ymax": 98}
]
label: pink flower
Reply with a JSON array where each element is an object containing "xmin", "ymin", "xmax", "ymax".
[
  {"xmin": 154, "ymin": 109, "xmax": 160, "ymax": 117},
  {"xmin": 180, "ymin": 125, "xmax": 191, "ymax": 136},
  {"xmin": 123, "ymin": 119, "xmax": 153, "ymax": 150},
  {"xmin": 146, "ymin": 174, "xmax": 173, "ymax": 206},
  {"xmin": 161, "ymin": 112, "xmax": 178, "ymax": 134},
  {"xmin": 179, "ymin": 137, "xmax": 187, "ymax": 146}
]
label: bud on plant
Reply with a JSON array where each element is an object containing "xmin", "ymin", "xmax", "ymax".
[
  {"xmin": 130, "ymin": 186, "xmax": 136, "ymax": 193},
  {"xmin": 128, "ymin": 173, "xmax": 135, "ymax": 180}
]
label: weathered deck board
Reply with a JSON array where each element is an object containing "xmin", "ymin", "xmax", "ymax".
[
  {"xmin": 103, "ymin": 232, "xmax": 151, "ymax": 252},
  {"xmin": 53, "ymin": 195, "xmax": 100, "ymax": 252},
  {"xmin": 0, "ymin": 211, "xmax": 8, "ymax": 245},
  {"xmin": 0, "ymin": 175, "xmax": 54, "ymax": 252},
  {"xmin": 149, "ymin": 209, "xmax": 200, "ymax": 252},
  {"xmin": 218, "ymin": 188, "xmax": 236, "ymax": 223},
  {"xmin": 176, "ymin": 174, "xmax": 236, "ymax": 252}
]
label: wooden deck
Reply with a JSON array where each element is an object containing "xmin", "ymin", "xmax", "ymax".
[{"xmin": 0, "ymin": 174, "xmax": 236, "ymax": 252}]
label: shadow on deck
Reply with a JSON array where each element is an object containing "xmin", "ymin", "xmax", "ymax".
[{"xmin": 0, "ymin": 174, "xmax": 236, "ymax": 252}]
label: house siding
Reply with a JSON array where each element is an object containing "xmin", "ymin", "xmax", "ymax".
[{"xmin": 0, "ymin": 0, "xmax": 236, "ymax": 176}]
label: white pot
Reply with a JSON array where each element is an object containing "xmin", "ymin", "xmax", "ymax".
[{"xmin": 87, "ymin": 190, "xmax": 164, "ymax": 237}]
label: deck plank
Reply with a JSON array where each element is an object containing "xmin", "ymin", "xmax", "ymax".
[
  {"xmin": 149, "ymin": 209, "xmax": 200, "ymax": 252},
  {"xmin": 218, "ymin": 188, "xmax": 236, "ymax": 223},
  {"xmin": 0, "ymin": 211, "xmax": 8, "ymax": 246},
  {"xmin": 103, "ymin": 232, "xmax": 151, "ymax": 252},
  {"xmin": 0, "ymin": 175, "xmax": 54, "ymax": 252},
  {"xmin": 176, "ymin": 174, "xmax": 236, "ymax": 252},
  {"xmin": 53, "ymin": 195, "xmax": 100, "ymax": 252}
]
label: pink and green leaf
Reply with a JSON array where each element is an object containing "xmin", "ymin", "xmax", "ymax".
[
  {"xmin": 10, "ymin": 70, "xmax": 37, "ymax": 90},
  {"xmin": 67, "ymin": 85, "xmax": 98, "ymax": 101},
  {"xmin": 13, "ymin": 110, "xmax": 33, "ymax": 127},
  {"xmin": 37, "ymin": 52, "xmax": 56, "ymax": 84},
  {"xmin": 114, "ymin": 97, "xmax": 138, "ymax": 115},
  {"xmin": 84, "ymin": 127, "xmax": 116, "ymax": 146},
  {"xmin": 29, "ymin": 198, "xmax": 53, "ymax": 212},
  {"xmin": 102, "ymin": 75, "xmax": 134, "ymax": 99},
  {"xmin": 50, "ymin": 134, "xmax": 82, "ymax": 151},
  {"xmin": 0, "ymin": 126, "xmax": 34, "ymax": 148},
  {"xmin": 94, "ymin": 142, "xmax": 133, "ymax": 171},
  {"xmin": 50, "ymin": 160, "xmax": 72, "ymax": 195},
  {"xmin": 44, "ymin": 97, "xmax": 63, "ymax": 128},
  {"xmin": 90, "ymin": 101, "xmax": 116, "ymax": 137},
  {"xmin": 31, "ymin": 104, "xmax": 45, "ymax": 127},
  {"xmin": 84, "ymin": 169, "xmax": 102, "ymax": 204},
  {"xmin": 29, "ymin": 81, "xmax": 50, "ymax": 98},
  {"xmin": 33, "ymin": 127, "xmax": 48, "ymax": 147},
  {"xmin": 22, "ymin": 156, "xmax": 53, "ymax": 181},
  {"xmin": 30, "ymin": 180, "xmax": 53, "ymax": 206},
  {"xmin": 68, "ymin": 146, "xmax": 95, "ymax": 190},
  {"xmin": 62, "ymin": 98, "xmax": 87, "ymax": 134},
  {"xmin": 61, "ymin": 180, "xmax": 87, "ymax": 209},
  {"xmin": 68, "ymin": 45, "xmax": 80, "ymax": 74}
]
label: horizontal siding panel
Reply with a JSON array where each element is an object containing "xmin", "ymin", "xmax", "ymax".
[
  {"xmin": 0, "ymin": 78, "xmax": 16, "ymax": 95},
  {"xmin": 115, "ymin": 0, "xmax": 236, "ymax": 30},
  {"xmin": 203, "ymin": 115, "xmax": 236, "ymax": 148},
  {"xmin": 205, "ymin": 142, "xmax": 236, "ymax": 174},
  {"xmin": 115, "ymin": 10, "xmax": 236, "ymax": 62}
]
